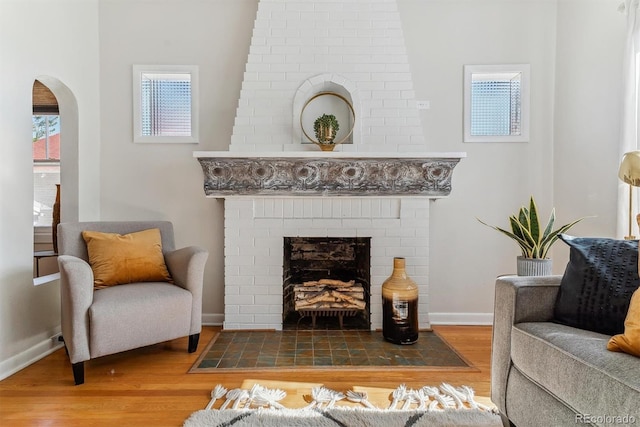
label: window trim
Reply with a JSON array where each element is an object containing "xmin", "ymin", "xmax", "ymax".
[
  {"xmin": 132, "ymin": 64, "xmax": 199, "ymax": 144},
  {"xmin": 463, "ymin": 64, "xmax": 530, "ymax": 143}
]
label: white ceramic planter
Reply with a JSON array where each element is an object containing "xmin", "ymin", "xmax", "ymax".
[{"xmin": 517, "ymin": 256, "xmax": 553, "ymax": 276}]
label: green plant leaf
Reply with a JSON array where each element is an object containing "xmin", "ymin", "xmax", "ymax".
[
  {"xmin": 477, "ymin": 195, "xmax": 590, "ymax": 259},
  {"xmin": 478, "ymin": 218, "xmax": 531, "ymax": 257},
  {"xmin": 513, "ymin": 216, "xmax": 536, "ymax": 253},
  {"xmin": 538, "ymin": 218, "xmax": 587, "ymax": 258},
  {"xmin": 542, "ymin": 208, "xmax": 556, "ymax": 241},
  {"xmin": 518, "ymin": 207, "xmax": 529, "ymax": 232},
  {"xmin": 528, "ymin": 196, "xmax": 540, "ymax": 246}
]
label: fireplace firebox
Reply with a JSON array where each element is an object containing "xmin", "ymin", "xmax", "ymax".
[{"xmin": 283, "ymin": 237, "xmax": 371, "ymax": 330}]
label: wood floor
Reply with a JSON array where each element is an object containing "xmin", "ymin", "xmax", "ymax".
[{"xmin": 0, "ymin": 325, "xmax": 492, "ymax": 427}]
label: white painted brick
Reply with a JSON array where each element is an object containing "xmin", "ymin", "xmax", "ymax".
[
  {"xmin": 386, "ymin": 246, "xmax": 415, "ymax": 258},
  {"xmin": 370, "ymin": 246, "xmax": 387, "ymax": 258},
  {"xmin": 225, "ymin": 255, "xmax": 256, "ymax": 267},
  {"xmin": 240, "ymin": 305, "xmax": 271, "ymax": 315},
  {"xmin": 225, "ymin": 285, "xmax": 240, "ymax": 296},
  {"xmin": 284, "ymin": 2, "xmax": 314, "ymax": 12},
  {"xmin": 282, "ymin": 199, "xmax": 295, "ymax": 218},
  {"xmin": 253, "ymin": 275, "xmax": 280, "ymax": 287},
  {"xmin": 355, "ymin": 228, "xmax": 386, "ymax": 238},
  {"xmin": 225, "ymin": 305, "xmax": 239, "ymax": 315},
  {"xmin": 254, "ymin": 255, "xmax": 281, "ymax": 267},
  {"xmin": 226, "ymin": 295, "xmax": 255, "ymax": 305},
  {"xmin": 324, "ymin": 228, "xmax": 354, "ymax": 238},
  {"xmin": 225, "ymin": 314, "xmax": 257, "ymax": 324},
  {"xmin": 255, "ymin": 314, "xmax": 283, "ymax": 324}
]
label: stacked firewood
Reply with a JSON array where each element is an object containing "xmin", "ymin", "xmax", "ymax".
[{"xmin": 294, "ymin": 279, "xmax": 366, "ymax": 311}]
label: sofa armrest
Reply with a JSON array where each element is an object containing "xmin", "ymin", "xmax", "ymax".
[
  {"xmin": 165, "ymin": 246, "xmax": 209, "ymax": 335},
  {"xmin": 491, "ymin": 275, "xmax": 562, "ymax": 417},
  {"xmin": 58, "ymin": 255, "xmax": 94, "ymax": 364}
]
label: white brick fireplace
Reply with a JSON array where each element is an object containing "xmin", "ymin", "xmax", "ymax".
[{"xmin": 195, "ymin": 0, "xmax": 465, "ymax": 331}]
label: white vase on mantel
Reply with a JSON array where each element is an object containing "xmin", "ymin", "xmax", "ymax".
[{"xmin": 517, "ymin": 256, "xmax": 553, "ymax": 276}]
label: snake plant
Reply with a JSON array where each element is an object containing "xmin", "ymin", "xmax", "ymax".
[{"xmin": 477, "ymin": 196, "xmax": 586, "ymax": 259}]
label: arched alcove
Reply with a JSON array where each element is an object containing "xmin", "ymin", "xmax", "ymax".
[
  {"xmin": 32, "ymin": 77, "xmax": 79, "ymax": 284},
  {"xmin": 292, "ymin": 74, "xmax": 361, "ymax": 148},
  {"xmin": 35, "ymin": 76, "xmax": 79, "ymax": 224}
]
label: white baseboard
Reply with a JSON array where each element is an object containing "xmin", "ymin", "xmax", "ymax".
[
  {"xmin": 202, "ymin": 313, "xmax": 224, "ymax": 326},
  {"xmin": 429, "ymin": 312, "xmax": 494, "ymax": 325},
  {"xmin": 202, "ymin": 312, "xmax": 493, "ymax": 327},
  {"xmin": 0, "ymin": 332, "xmax": 63, "ymax": 382}
]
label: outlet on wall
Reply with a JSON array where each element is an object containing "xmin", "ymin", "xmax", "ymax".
[{"xmin": 416, "ymin": 100, "xmax": 430, "ymax": 110}]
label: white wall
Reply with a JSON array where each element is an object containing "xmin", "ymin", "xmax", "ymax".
[
  {"xmin": 97, "ymin": 0, "xmax": 259, "ymax": 320},
  {"xmin": 0, "ymin": 0, "xmax": 628, "ymax": 378},
  {"xmin": 399, "ymin": 0, "xmax": 559, "ymax": 322},
  {"xmin": 397, "ymin": 0, "xmax": 625, "ymax": 323},
  {"xmin": 0, "ymin": 0, "xmax": 101, "ymax": 379},
  {"xmin": 552, "ymin": 0, "xmax": 626, "ymax": 271}
]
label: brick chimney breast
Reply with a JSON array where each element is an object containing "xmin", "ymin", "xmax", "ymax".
[
  {"xmin": 215, "ymin": 0, "xmax": 456, "ymax": 331},
  {"xmin": 229, "ymin": 0, "xmax": 426, "ymax": 153}
]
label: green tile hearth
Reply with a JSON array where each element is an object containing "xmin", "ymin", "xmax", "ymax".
[{"xmin": 192, "ymin": 330, "xmax": 470, "ymax": 371}]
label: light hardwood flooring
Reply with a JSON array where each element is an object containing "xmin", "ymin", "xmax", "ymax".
[{"xmin": 0, "ymin": 325, "xmax": 492, "ymax": 427}]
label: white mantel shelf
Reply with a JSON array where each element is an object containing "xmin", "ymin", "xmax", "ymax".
[{"xmin": 194, "ymin": 151, "xmax": 466, "ymax": 198}]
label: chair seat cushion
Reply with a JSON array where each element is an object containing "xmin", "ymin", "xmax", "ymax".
[
  {"xmin": 89, "ymin": 282, "xmax": 192, "ymax": 358},
  {"xmin": 511, "ymin": 322, "xmax": 640, "ymax": 420}
]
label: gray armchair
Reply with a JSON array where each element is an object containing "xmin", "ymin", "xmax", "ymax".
[{"xmin": 57, "ymin": 221, "xmax": 208, "ymax": 385}]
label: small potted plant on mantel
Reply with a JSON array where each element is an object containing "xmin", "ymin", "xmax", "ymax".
[
  {"xmin": 313, "ymin": 114, "xmax": 340, "ymax": 151},
  {"xmin": 478, "ymin": 196, "xmax": 587, "ymax": 276}
]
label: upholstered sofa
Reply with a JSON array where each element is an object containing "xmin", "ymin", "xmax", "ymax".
[{"xmin": 492, "ymin": 275, "xmax": 640, "ymax": 426}]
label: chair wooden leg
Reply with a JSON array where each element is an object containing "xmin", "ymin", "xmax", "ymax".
[
  {"xmin": 188, "ymin": 333, "xmax": 200, "ymax": 353},
  {"xmin": 72, "ymin": 362, "xmax": 84, "ymax": 385}
]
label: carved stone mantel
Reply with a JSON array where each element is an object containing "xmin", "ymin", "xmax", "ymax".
[{"xmin": 194, "ymin": 151, "xmax": 466, "ymax": 198}]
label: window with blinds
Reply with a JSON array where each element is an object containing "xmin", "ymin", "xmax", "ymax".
[
  {"xmin": 471, "ymin": 77, "xmax": 521, "ymax": 136},
  {"xmin": 133, "ymin": 65, "xmax": 199, "ymax": 143},
  {"xmin": 463, "ymin": 64, "xmax": 530, "ymax": 143}
]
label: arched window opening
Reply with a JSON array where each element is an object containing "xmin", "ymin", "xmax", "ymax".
[{"xmin": 32, "ymin": 80, "xmax": 60, "ymax": 281}]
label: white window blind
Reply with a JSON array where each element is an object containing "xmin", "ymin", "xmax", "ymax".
[
  {"xmin": 141, "ymin": 73, "xmax": 191, "ymax": 137},
  {"xmin": 133, "ymin": 65, "xmax": 199, "ymax": 143},
  {"xmin": 471, "ymin": 77, "xmax": 521, "ymax": 136},
  {"xmin": 463, "ymin": 64, "xmax": 530, "ymax": 143}
]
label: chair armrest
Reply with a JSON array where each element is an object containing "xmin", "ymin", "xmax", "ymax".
[
  {"xmin": 491, "ymin": 275, "xmax": 562, "ymax": 416},
  {"xmin": 57, "ymin": 255, "xmax": 94, "ymax": 364},
  {"xmin": 165, "ymin": 246, "xmax": 209, "ymax": 335}
]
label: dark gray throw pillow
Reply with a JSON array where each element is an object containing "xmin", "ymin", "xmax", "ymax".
[{"xmin": 553, "ymin": 235, "xmax": 640, "ymax": 336}]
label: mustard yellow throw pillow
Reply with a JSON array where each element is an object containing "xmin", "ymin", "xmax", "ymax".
[
  {"xmin": 607, "ymin": 289, "xmax": 640, "ymax": 357},
  {"xmin": 82, "ymin": 228, "xmax": 172, "ymax": 289}
]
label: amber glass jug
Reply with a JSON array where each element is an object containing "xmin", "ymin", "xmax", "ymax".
[{"xmin": 382, "ymin": 257, "xmax": 419, "ymax": 344}]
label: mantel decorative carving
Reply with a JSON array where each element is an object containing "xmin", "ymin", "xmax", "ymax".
[{"xmin": 195, "ymin": 153, "xmax": 464, "ymax": 198}]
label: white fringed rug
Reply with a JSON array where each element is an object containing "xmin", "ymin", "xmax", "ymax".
[
  {"xmin": 183, "ymin": 382, "xmax": 502, "ymax": 427},
  {"xmin": 184, "ymin": 407, "xmax": 502, "ymax": 427}
]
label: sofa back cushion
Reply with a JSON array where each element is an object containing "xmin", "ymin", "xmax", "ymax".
[{"xmin": 553, "ymin": 235, "xmax": 639, "ymax": 336}]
